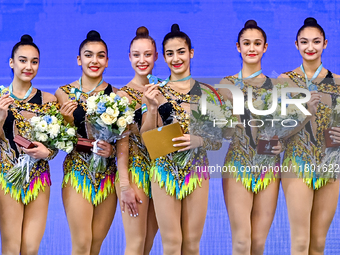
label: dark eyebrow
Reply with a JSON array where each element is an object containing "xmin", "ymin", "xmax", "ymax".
[
  {"xmin": 83, "ymin": 50, "xmax": 93, "ymax": 54},
  {"xmin": 165, "ymin": 49, "xmax": 174, "ymax": 53},
  {"xmin": 300, "ymin": 37, "xmax": 322, "ymax": 40},
  {"xmin": 18, "ymin": 56, "xmax": 27, "ymax": 59},
  {"xmin": 176, "ymin": 47, "xmax": 185, "ymax": 51}
]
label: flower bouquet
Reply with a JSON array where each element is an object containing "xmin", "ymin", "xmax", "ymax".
[
  {"xmin": 86, "ymin": 91, "xmax": 136, "ymax": 174},
  {"xmin": 320, "ymin": 98, "xmax": 340, "ymax": 179},
  {"xmin": 172, "ymin": 87, "xmax": 237, "ymax": 169},
  {"xmin": 6, "ymin": 104, "xmax": 78, "ymax": 190},
  {"xmin": 251, "ymin": 83, "xmax": 306, "ymax": 166}
]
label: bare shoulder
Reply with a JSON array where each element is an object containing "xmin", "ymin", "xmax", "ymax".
[
  {"xmin": 277, "ymin": 73, "xmax": 290, "ymax": 79},
  {"xmin": 219, "ymin": 75, "xmax": 237, "ymax": 85},
  {"xmin": 42, "ymin": 91, "xmax": 57, "ymax": 104},
  {"xmin": 116, "ymin": 89, "xmax": 129, "ymax": 98},
  {"xmin": 331, "ymin": 72, "xmax": 340, "ymax": 79}
]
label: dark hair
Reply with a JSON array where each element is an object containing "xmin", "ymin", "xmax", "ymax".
[
  {"xmin": 237, "ymin": 20, "xmax": 267, "ymax": 44},
  {"xmin": 11, "ymin": 34, "xmax": 40, "ymax": 59},
  {"xmin": 296, "ymin": 17, "xmax": 326, "ymax": 41},
  {"xmin": 162, "ymin": 24, "xmax": 192, "ymax": 53},
  {"xmin": 130, "ymin": 26, "xmax": 157, "ymax": 51},
  {"xmin": 79, "ymin": 30, "xmax": 108, "ymax": 56}
]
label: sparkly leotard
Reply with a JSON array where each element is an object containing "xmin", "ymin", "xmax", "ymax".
[
  {"xmin": 118, "ymin": 85, "xmax": 151, "ymax": 197},
  {"xmin": 222, "ymin": 76, "xmax": 280, "ymax": 193},
  {"xmin": 149, "ymin": 80, "xmax": 221, "ymax": 200},
  {"xmin": 283, "ymin": 70, "xmax": 340, "ymax": 189},
  {"xmin": 0, "ymin": 90, "xmax": 57, "ymax": 204},
  {"xmin": 60, "ymin": 84, "xmax": 116, "ymax": 206}
]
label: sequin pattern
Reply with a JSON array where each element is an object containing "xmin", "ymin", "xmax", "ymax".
[
  {"xmin": 283, "ymin": 71, "xmax": 340, "ymax": 189},
  {"xmin": 222, "ymin": 76, "xmax": 280, "ymax": 193}
]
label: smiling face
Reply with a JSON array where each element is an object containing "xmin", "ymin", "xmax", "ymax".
[
  {"xmin": 296, "ymin": 27, "xmax": 327, "ymax": 62},
  {"xmin": 129, "ymin": 38, "xmax": 158, "ymax": 76},
  {"xmin": 77, "ymin": 41, "xmax": 108, "ymax": 79},
  {"xmin": 237, "ymin": 29, "xmax": 267, "ymax": 65},
  {"xmin": 9, "ymin": 45, "xmax": 39, "ymax": 83},
  {"xmin": 163, "ymin": 37, "xmax": 194, "ymax": 78}
]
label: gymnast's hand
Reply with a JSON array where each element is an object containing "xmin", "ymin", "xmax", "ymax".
[
  {"xmin": 0, "ymin": 94, "xmax": 14, "ymax": 123},
  {"xmin": 120, "ymin": 185, "xmax": 142, "ymax": 217},
  {"xmin": 93, "ymin": 141, "xmax": 115, "ymax": 158},
  {"xmin": 172, "ymin": 134, "xmax": 203, "ymax": 152},
  {"xmin": 22, "ymin": 142, "xmax": 50, "ymax": 159},
  {"xmin": 271, "ymin": 141, "xmax": 282, "ymax": 155},
  {"xmin": 307, "ymin": 91, "xmax": 322, "ymax": 116},
  {"xmin": 144, "ymin": 84, "xmax": 161, "ymax": 109},
  {"xmin": 60, "ymin": 101, "xmax": 77, "ymax": 124},
  {"xmin": 328, "ymin": 127, "xmax": 340, "ymax": 144}
]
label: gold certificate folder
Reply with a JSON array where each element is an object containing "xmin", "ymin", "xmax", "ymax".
[{"xmin": 142, "ymin": 122, "xmax": 185, "ymax": 160}]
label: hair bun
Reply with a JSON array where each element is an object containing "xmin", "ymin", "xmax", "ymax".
[
  {"xmin": 244, "ymin": 20, "xmax": 258, "ymax": 28},
  {"xmin": 20, "ymin": 34, "xmax": 33, "ymax": 43},
  {"xmin": 87, "ymin": 30, "xmax": 101, "ymax": 40},
  {"xmin": 136, "ymin": 26, "xmax": 149, "ymax": 37},
  {"xmin": 304, "ymin": 17, "xmax": 318, "ymax": 26},
  {"xmin": 171, "ymin": 24, "xmax": 180, "ymax": 32}
]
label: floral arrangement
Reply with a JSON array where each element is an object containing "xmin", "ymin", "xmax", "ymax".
[
  {"xmin": 86, "ymin": 91, "xmax": 136, "ymax": 173},
  {"xmin": 29, "ymin": 105, "xmax": 77, "ymax": 153},
  {"xmin": 87, "ymin": 91, "xmax": 135, "ymax": 135},
  {"xmin": 251, "ymin": 83, "xmax": 307, "ymax": 167},
  {"xmin": 173, "ymin": 87, "xmax": 235, "ymax": 169},
  {"xmin": 6, "ymin": 104, "xmax": 78, "ymax": 190},
  {"xmin": 320, "ymin": 97, "xmax": 340, "ymax": 179},
  {"xmin": 192, "ymin": 89, "xmax": 237, "ymax": 129},
  {"xmin": 252, "ymin": 83, "xmax": 307, "ymax": 138}
]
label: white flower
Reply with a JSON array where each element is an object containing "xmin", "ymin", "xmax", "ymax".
[
  {"xmin": 51, "ymin": 116, "xmax": 58, "ymax": 124},
  {"xmin": 119, "ymin": 97, "xmax": 129, "ymax": 106},
  {"xmin": 30, "ymin": 116, "xmax": 41, "ymax": 126},
  {"xmin": 287, "ymin": 104, "xmax": 297, "ymax": 116},
  {"xmin": 125, "ymin": 110, "xmax": 134, "ymax": 118},
  {"xmin": 48, "ymin": 124, "xmax": 60, "ymax": 138},
  {"xmin": 55, "ymin": 141, "xmax": 66, "ymax": 150},
  {"xmin": 36, "ymin": 132, "xmax": 48, "ymax": 142},
  {"xmin": 125, "ymin": 115, "xmax": 134, "ymax": 124},
  {"xmin": 65, "ymin": 141, "xmax": 74, "ymax": 154},
  {"xmin": 87, "ymin": 96, "xmax": 98, "ymax": 113},
  {"xmin": 117, "ymin": 117, "xmax": 127, "ymax": 129},
  {"xmin": 252, "ymin": 98, "xmax": 265, "ymax": 110},
  {"xmin": 112, "ymin": 107, "xmax": 120, "ymax": 118},
  {"xmin": 106, "ymin": 96, "xmax": 114, "ymax": 103},
  {"xmin": 225, "ymin": 111, "xmax": 232, "ymax": 118},
  {"xmin": 36, "ymin": 120, "xmax": 48, "ymax": 132},
  {"xmin": 106, "ymin": 107, "xmax": 115, "ymax": 117},
  {"xmin": 66, "ymin": 128, "xmax": 76, "ymax": 136},
  {"xmin": 110, "ymin": 92, "xmax": 117, "ymax": 99},
  {"xmin": 87, "ymin": 100, "xmax": 97, "ymax": 113},
  {"xmin": 225, "ymin": 100, "xmax": 232, "ymax": 109},
  {"xmin": 100, "ymin": 113, "xmax": 117, "ymax": 125}
]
